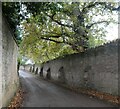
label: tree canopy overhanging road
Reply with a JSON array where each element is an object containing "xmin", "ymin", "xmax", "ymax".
[
  {"xmin": 2, "ymin": 2, "xmax": 119, "ymax": 64},
  {"xmin": 1, "ymin": 2, "xmax": 119, "ymax": 107}
]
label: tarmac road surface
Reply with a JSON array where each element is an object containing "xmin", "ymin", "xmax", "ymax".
[{"xmin": 19, "ymin": 70, "xmax": 117, "ymax": 108}]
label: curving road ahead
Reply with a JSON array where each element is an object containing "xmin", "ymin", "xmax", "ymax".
[{"xmin": 19, "ymin": 70, "xmax": 116, "ymax": 107}]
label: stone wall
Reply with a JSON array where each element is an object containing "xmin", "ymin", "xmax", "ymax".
[
  {"xmin": 21, "ymin": 64, "xmax": 41, "ymax": 75},
  {"xmin": 0, "ymin": 3, "xmax": 2, "ymax": 108},
  {"xmin": 0, "ymin": 14, "xmax": 19, "ymax": 107},
  {"xmin": 28, "ymin": 40, "xmax": 119, "ymax": 96}
]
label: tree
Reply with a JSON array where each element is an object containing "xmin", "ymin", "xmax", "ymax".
[
  {"xmin": 21, "ymin": 2, "xmax": 118, "ymax": 50},
  {"xmin": 2, "ymin": 2, "xmax": 119, "ymax": 63},
  {"xmin": 3, "ymin": 2, "xmax": 119, "ymax": 45},
  {"xmin": 18, "ymin": 2, "xmax": 118, "ymax": 63},
  {"xmin": 2, "ymin": 2, "xmax": 22, "ymax": 42},
  {"xmin": 19, "ymin": 22, "xmax": 76, "ymax": 63}
]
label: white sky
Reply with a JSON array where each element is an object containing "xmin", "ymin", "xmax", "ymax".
[
  {"xmin": 25, "ymin": 59, "xmax": 34, "ymax": 65},
  {"xmin": 104, "ymin": 12, "xmax": 118, "ymax": 41},
  {"xmin": 105, "ymin": 23, "xmax": 118, "ymax": 41}
]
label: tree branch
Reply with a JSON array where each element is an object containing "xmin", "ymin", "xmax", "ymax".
[
  {"xmin": 46, "ymin": 13, "xmax": 73, "ymax": 28},
  {"xmin": 42, "ymin": 31, "xmax": 62, "ymax": 38},
  {"xmin": 82, "ymin": 2, "xmax": 100, "ymax": 14},
  {"xmin": 43, "ymin": 34, "xmax": 61, "ymax": 38},
  {"xmin": 82, "ymin": 2, "xmax": 120, "ymax": 14},
  {"xmin": 86, "ymin": 21, "xmax": 110, "ymax": 29},
  {"xmin": 103, "ymin": 3, "xmax": 120, "ymax": 11},
  {"xmin": 112, "ymin": 6, "xmax": 120, "ymax": 11},
  {"xmin": 41, "ymin": 36, "xmax": 74, "ymax": 47},
  {"xmin": 41, "ymin": 37, "xmax": 63, "ymax": 43}
]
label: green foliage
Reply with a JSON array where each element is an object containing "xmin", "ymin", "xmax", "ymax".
[
  {"xmin": 20, "ymin": 28, "xmax": 76, "ymax": 63},
  {"xmin": 19, "ymin": 2, "xmax": 118, "ymax": 63},
  {"xmin": 2, "ymin": 2, "xmax": 23, "ymax": 44},
  {"xmin": 3, "ymin": 2, "xmax": 119, "ymax": 63},
  {"xmin": 88, "ymin": 36, "xmax": 107, "ymax": 48}
]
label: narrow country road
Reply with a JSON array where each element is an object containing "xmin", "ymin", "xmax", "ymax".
[{"xmin": 19, "ymin": 70, "xmax": 116, "ymax": 107}]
